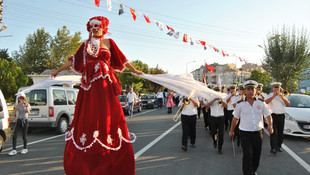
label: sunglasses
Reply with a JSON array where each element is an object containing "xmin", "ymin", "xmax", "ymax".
[{"xmin": 90, "ymin": 24, "xmax": 100, "ymax": 28}]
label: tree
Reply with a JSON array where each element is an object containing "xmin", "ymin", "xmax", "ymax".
[
  {"xmin": 12, "ymin": 28, "xmax": 51, "ymax": 74},
  {"xmin": 49, "ymin": 26, "xmax": 82, "ymax": 69},
  {"xmin": 247, "ymin": 70, "xmax": 272, "ymax": 93},
  {"xmin": 262, "ymin": 26, "xmax": 310, "ymax": 92},
  {"xmin": 0, "ymin": 48, "xmax": 11, "ymax": 61},
  {"xmin": 0, "ymin": 58, "xmax": 28, "ymax": 102}
]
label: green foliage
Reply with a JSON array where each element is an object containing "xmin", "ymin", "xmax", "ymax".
[
  {"xmin": 0, "ymin": 48, "xmax": 11, "ymax": 61},
  {"xmin": 0, "ymin": 59, "xmax": 28, "ymax": 102},
  {"xmin": 247, "ymin": 70, "xmax": 272, "ymax": 85},
  {"xmin": 263, "ymin": 26, "xmax": 310, "ymax": 92}
]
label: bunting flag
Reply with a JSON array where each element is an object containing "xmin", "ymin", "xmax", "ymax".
[
  {"xmin": 118, "ymin": 4, "xmax": 124, "ymax": 15},
  {"xmin": 205, "ymin": 62, "xmax": 214, "ymax": 73},
  {"xmin": 94, "ymin": 0, "xmax": 249, "ymax": 64},
  {"xmin": 183, "ymin": 34, "xmax": 188, "ymax": 42},
  {"xmin": 202, "ymin": 75, "xmax": 206, "ymax": 84},
  {"xmin": 95, "ymin": 0, "xmax": 100, "ymax": 7},
  {"xmin": 130, "ymin": 8, "xmax": 136, "ymax": 21},
  {"xmin": 143, "ymin": 14, "xmax": 151, "ymax": 23}
]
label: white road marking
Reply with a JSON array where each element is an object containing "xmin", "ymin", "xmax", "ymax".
[
  {"xmin": 134, "ymin": 121, "xmax": 181, "ymax": 159},
  {"xmin": 3, "ymin": 134, "xmax": 65, "ymax": 152},
  {"xmin": 125, "ymin": 109, "xmax": 157, "ymax": 119},
  {"xmin": 263, "ymin": 129, "xmax": 310, "ymax": 173}
]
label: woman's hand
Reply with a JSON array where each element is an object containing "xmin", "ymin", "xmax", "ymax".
[
  {"xmin": 51, "ymin": 70, "xmax": 59, "ymax": 78},
  {"xmin": 134, "ymin": 70, "xmax": 144, "ymax": 75}
]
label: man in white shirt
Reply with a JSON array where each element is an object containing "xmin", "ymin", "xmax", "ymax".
[
  {"xmin": 126, "ymin": 87, "xmax": 136, "ymax": 118},
  {"xmin": 230, "ymin": 80, "xmax": 273, "ymax": 175},
  {"xmin": 178, "ymin": 96, "xmax": 199, "ymax": 152},
  {"xmin": 156, "ymin": 89, "xmax": 164, "ymax": 109},
  {"xmin": 225, "ymin": 85, "xmax": 237, "ymax": 131},
  {"xmin": 265, "ymin": 82, "xmax": 290, "ymax": 154},
  {"xmin": 231, "ymin": 84, "xmax": 245, "ymax": 147},
  {"xmin": 256, "ymin": 83, "xmax": 267, "ymax": 100},
  {"xmin": 206, "ymin": 86, "xmax": 228, "ymax": 154}
]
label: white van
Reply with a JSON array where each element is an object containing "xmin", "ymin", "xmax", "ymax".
[
  {"xmin": 17, "ymin": 86, "xmax": 79, "ymax": 134},
  {"xmin": 0, "ymin": 89, "xmax": 11, "ymax": 152}
]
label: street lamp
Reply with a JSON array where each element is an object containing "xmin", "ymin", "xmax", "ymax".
[{"xmin": 186, "ymin": 61, "xmax": 196, "ymax": 74}]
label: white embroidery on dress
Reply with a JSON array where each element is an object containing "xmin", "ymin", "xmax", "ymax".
[
  {"xmin": 104, "ymin": 63, "xmax": 109, "ymax": 71},
  {"xmin": 80, "ymin": 133, "xmax": 87, "ymax": 146},
  {"xmin": 107, "ymin": 135, "xmax": 113, "ymax": 145},
  {"xmin": 94, "ymin": 63, "xmax": 100, "ymax": 73},
  {"xmin": 83, "ymin": 74, "xmax": 87, "ymax": 82}
]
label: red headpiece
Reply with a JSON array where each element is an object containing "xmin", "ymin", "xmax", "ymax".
[{"xmin": 86, "ymin": 16, "xmax": 109, "ymax": 35}]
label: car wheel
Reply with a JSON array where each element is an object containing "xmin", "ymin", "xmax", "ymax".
[
  {"xmin": 56, "ymin": 117, "xmax": 68, "ymax": 134},
  {"xmin": 138, "ymin": 105, "xmax": 142, "ymax": 112},
  {"xmin": 0, "ymin": 135, "xmax": 4, "ymax": 152}
]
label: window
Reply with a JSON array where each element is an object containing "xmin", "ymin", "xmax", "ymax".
[
  {"xmin": 53, "ymin": 90, "xmax": 67, "ymax": 105},
  {"xmin": 67, "ymin": 90, "xmax": 76, "ymax": 105},
  {"xmin": 26, "ymin": 90, "xmax": 47, "ymax": 106}
]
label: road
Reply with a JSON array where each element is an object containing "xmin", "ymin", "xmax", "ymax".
[{"xmin": 0, "ymin": 107, "xmax": 310, "ymax": 175}]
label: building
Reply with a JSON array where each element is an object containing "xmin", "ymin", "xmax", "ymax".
[{"xmin": 191, "ymin": 63, "xmax": 259, "ymax": 86}]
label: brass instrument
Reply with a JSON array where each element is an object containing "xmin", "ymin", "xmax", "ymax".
[
  {"xmin": 280, "ymin": 88, "xmax": 290, "ymax": 97},
  {"xmin": 218, "ymin": 98, "xmax": 223, "ymax": 106},
  {"xmin": 183, "ymin": 98, "xmax": 190, "ymax": 105},
  {"xmin": 256, "ymin": 92, "xmax": 261, "ymax": 96},
  {"xmin": 242, "ymin": 92, "xmax": 246, "ymax": 98}
]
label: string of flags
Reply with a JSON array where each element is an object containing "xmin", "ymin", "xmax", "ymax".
[
  {"xmin": 194, "ymin": 66, "xmax": 263, "ymax": 77},
  {"xmin": 94, "ymin": 0, "xmax": 248, "ymax": 63}
]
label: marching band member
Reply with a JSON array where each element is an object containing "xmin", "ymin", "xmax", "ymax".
[
  {"xmin": 265, "ymin": 82, "xmax": 290, "ymax": 154},
  {"xmin": 231, "ymin": 84, "xmax": 245, "ymax": 146},
  {"xmin": 178, "ymin": 96, "xmax": 200, "ymax": 151},
  {"xmin": 229, "ymin": 80, "xmax": 273, "ymax": 175},
  {"xmin": 256, "ymin": 83, "xmax": 266, "ymax": 100},
  {"xmin": 206, "ymin": 86, "xmax": 228, "ymax": 154},
  {"xmin": 224, "ymin": 85, "xmax": 237, "ymax": 131},
  {"xmin": 201, "ymin": 97, "xmax": 210, "ymax": 131}
]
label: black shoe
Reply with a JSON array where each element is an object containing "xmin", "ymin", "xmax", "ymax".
[
  {"xmin": 190, "ymin": 144, "xmax": 196, "ymax": 148},
  {"xmin": 277, "ymin": 148, "xmax": 283, "ymax": 152},
  {"xmin": 253, "ymin": 172, "xmax": 258, "ymax": 175},
  {"xmin": 218, "ymin": 149, "xmax": 223, "ymax": 154},
  {"xmin": 270, "ymin": 149, "xmax": 277, "ymax": 155},
  {"xmin": 182, "ymin": 146, "xmax": 187, "ymax": 152},
  {"xmin": 213, "ymin": 140, "xmax": 217, "ymax": 149}
]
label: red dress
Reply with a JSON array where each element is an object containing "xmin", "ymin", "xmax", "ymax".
[{"xmin": 64, "ymin": 38, "xmax": 135, "ymax": 175}]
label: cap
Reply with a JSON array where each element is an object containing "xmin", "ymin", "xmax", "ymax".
[
  {"xmin": 243, "ymin": 80, "xmax": 258, "ymax": 89},
  {"xmin": 300, "ymin": 89, "xmax": 305, "ymax": 93},
  {"xmin": 271, "ymin": 82, "xmax": 282, "ymax": 88},
  {"xmin": 17, "ymin": 92, "xmax": 26, "ymax": 99},
  {"xmin": 207, "ymin": 84, "xmax": 214, "ymax": 89},
  {"xmin": 229, "ymin": 85, "xmax": 236, "ymax": 89},
  {"xmin": 213, "ymin": 86, "xmax": 221, "ymax": 91},
  {"xmin": 238, "ymin": 84, "xmax": 244, "ymax": 90},
  {"xmin": 257, "ymin": 83, "xmax": 263, "ymax": 88}
]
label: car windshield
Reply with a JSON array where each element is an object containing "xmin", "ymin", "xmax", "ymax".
[
  {"xmin": 287, "ymin": 95, "xmax": 310, "ymax": 108},
  {"xmin": 141, "ymin": 94, "xmax": 155, "ymax": 99},
  {"xmin": 118, "ymin": 95, "xmax": 126, "ymax": 102}
]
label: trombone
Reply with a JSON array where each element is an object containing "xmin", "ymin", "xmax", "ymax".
[{"xmin": 173, "ymin": 91, "xmax": 195, "ymax": 122}]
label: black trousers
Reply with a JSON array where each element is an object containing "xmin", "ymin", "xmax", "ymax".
[
  {"xmin": 210, "ymin": 116, "xmax": 225, "ymax": 149},
  {"xmin": 12, "ymin": 119, "xmax": 29, "ymax": 149},
  {"xmin": 181, "ymin": 114, "xmax": 197, "ymax": 147},
  {"xmin": 270, "ymin": 113, "xmax": 285, "ymax": 150},
  {"xmin": 197, "ymin": 106, "xmax": 201, "ymax": 118},
  {"xmin": 202, "ymin": 107, "xmax": 210, "ymax": 129},
  {"xmin": 226, "ymin": 110, "xmax": 234, "ymax": 130},
  {"xmin": 240, "ymin": 130, "xmax": 263, "ymax": 175},
  {"xmin": 157, "ymin": 98, "xmax": 163, "ymax": 108}
]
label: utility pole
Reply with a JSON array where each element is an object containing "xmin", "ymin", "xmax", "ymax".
[{"xmin": 0, "ymin": 0, "xmax": 7, "ymax": 32}]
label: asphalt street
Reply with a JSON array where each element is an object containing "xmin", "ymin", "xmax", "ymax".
[{"xmin": 0, "ymin": 107, "xmax": 309, "ymax": 175}]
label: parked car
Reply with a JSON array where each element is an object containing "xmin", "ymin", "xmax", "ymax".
[
  {"xmin": 117, "ymin": 95, "xmax": 142, "ymax": 114},
  {"xmin": 141, "ymin": 94, "xmax": 158, "ymax": 109},
  {"xmin": 284, "ymin": 94, "xmax": 310, "ymax": 137},
  {"xmin": 0, "ymin": 89, "xmax": 11, "ymax": 152},
  {"xmin": 16, "ymin": 86, "xmax": 79, "ymax": 134}
]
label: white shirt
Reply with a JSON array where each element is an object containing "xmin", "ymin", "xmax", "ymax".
[
  {"xmin": 265, "ymin": 93, "xmax": 289, "ymax": 114},
  {"xmin": 178, "ymin": 97, "xmax": 199, "ymax": 115},
  {"xmin": 127, "ymin": 92, "xmax": 136, "ymax": 103},
  {"xmin": 208, "ymin": 97, "xmax": 224, "ymax": 117},
  {"xmin": 156, "ymin": 92, "xmax": 164, "ymax": 98},
  {"xmin": 234, "ymin": 98, "xmax": 271, "ymax": 131},
  {"xmin": 232, "ymin": 95, "xmax": 242, "ymax": 105},
  {"xmin": 225, "ymin": 93, "xmax": 235, "ymax": 110}
]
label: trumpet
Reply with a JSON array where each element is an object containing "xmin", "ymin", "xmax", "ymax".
[
  {"xmin": 280, "ymin": 88, "xmax": 290, "ymax": 97},
  {"xmin": 242, "ymin": 92, "xmax": 246, "ymax": 98},
  {"xmin": 256, "ymin": 92, "xmax": 261, "ymax": 96},
  {"xmin": 218, "ymin": 98, "xmax": 223, "ymax": 106}
]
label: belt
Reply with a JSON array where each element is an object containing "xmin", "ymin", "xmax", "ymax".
[{"xmin": 240, "ymin": 129, "xmax": 262, "ymax": 133}]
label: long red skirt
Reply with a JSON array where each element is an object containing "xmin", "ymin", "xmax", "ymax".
[{"xmin": 63, "ymin": 78, "xmax": 135, "ymax": 175}]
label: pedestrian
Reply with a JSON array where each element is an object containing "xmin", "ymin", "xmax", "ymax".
[
  {"xmin": 300, "ymin": 89, "xmax": 305, "ymax": 94},
  {"xmin": 206, "ymin": 86, "xmax": 228, "ymax": 154},
  {"xmin": 51, "ymin": 16, "xmax": 143, "ymax": 175},
  {"xmin": 179, "ymin": 96, "xmax": 199, "ymax": 151},
  {"xmin": 229, "ymin": 80, "xmax": 273, "ymax": 175},
  {"xmin": 126, "ymin": 87, "xmax": 137, "ymax": 118},
  {"xmin": 166, "ymin": 91, "xmax": 175, "ymax": 114},
  {"xmin": 9, "ymin": 92, "xmax": 31, "ymax": 156},
  {"xmin": 156, "ymin": 89, "xmax": 164, "ymax": 109},
  {"xmin": 265, "ymin": 82, "xmax": 290, "ymax": 154}
]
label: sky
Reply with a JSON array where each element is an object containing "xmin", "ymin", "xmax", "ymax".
[{"xmin": 0, "ymin": 0, "xmax": 309, "ymax": 74}]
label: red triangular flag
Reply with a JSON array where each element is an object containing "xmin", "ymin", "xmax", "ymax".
[
  {"xmin": 213, "ymin": 47, "xmax": 217, "ymax": 52},
  {"xmin": 205, "ymin": 62, "xmax": 214, "ymax": 73},
  {"xmin": 166, "ymin": 25, "xmax": 174, "ymax": 31},
  {"xmin": 222, "ymin": 50, "xmax": 226, "ymax": 57},
  {"xmin": 95, "ymin": 0, "xmax": 100, "ymax": 7},
  {"xmin": 202, "ymin": 75, "xmax": 206, "ymax": 84},
  {"xmin": 130, "ymin": 8, "xmax": 136, "ymax": 21},
  {"xmin": 143, "ymin": 14, "xmax": 151, "ymax": 23},
  {"xmin": 200, "ymin": 41, "xmax": 206, "ymax": 46},
  {"xmin": 183, "ymin": 34, "xmax": 188, "ymax": 42}
]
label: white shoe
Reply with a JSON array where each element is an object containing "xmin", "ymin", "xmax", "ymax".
[
  {"xmin": 8, "ymin": 150, "xmax": 17, "ymax": 156},
  {"xmin": 21, "ymin": 149, "xmax": 28, "ymax": 154}
]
